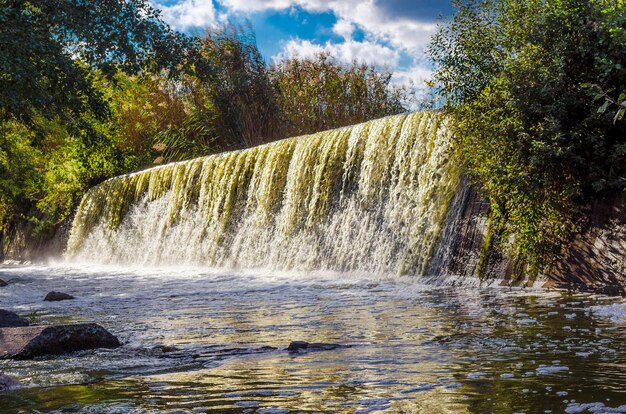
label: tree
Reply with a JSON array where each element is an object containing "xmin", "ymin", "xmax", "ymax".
[
  {"xmin": 271, "ymin": 53, "xmax": 409, "ymax": 136},
  {"xmin": 195, "ymin": 24, "xmax": 283, "ymax": 148},
  {"xmin": 429, "ymin": 0, "xmax": 626, "ymax": 274},
  {"xmin": 102, "ymin": 72, "xmax": 218, "ymax": 164},
  {"xmin": 0, "ymin": 0, "xmax": 190, "ymax": 125}
]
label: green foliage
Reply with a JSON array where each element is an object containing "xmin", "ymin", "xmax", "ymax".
[
  {"xmin": 0, "ymin": 112, "xmax": 140, "ymax": 237},
  {"xmin": 100, "ymin": 72, "xmax": 218, "ymax": 164},
  {"xmin": 153, "ymin": 103, "xmax": 218, "ymax": 163},
  {"xmin": 195, "ymin": 24, "xmax": 283, "ymax": 148},
  {"xmin": 0, "ymin": 0, "xmax": 192, "ymax": 248},
  {"xmin": 271, "ymin": 52, "xmax": 409, "ymax": 136},
  {"xmin": 27, "ymin": 308, "xmax": 40, "ymax": 325},
  {"xmin": 160, "ymin": 24, "xmax": 411, "ymax": 153},
  {"xmin": 0, "ymin": 121, "xmax": 41, "ymax": 229},
  {"xmin": 429, "ymin": 0, "xmax": 626, "ymax": 274},
  {"xmin": 587, "ymin": 85, "xmax": 626, "ymax": 124},
  {"xmin": 0, "ymin": 0, "xmax": 190, "ymax": 125}
]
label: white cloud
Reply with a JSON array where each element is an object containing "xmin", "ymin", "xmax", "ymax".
[
  {"xmin": 153, "ymin": 0, "xmax": 438, "ymax": 99},
  {"xmin": 154, "ymin": 0, "xmax": 217, "ymax": 29},
  {"xmin": 393, "ymin": 64, "xmax": 432, "ymax": 89},
  {"xmin": 332, "ymin": 19, "xmax": 354, "ymax": 41},
  {"xmin": 275, "ymin": 38, "xmax": 400, "ymax": 67},
  {"xmin": 219, "ymin": 0, "xmax": 438, "ymax": 52},
  {"xmin": 219, "ymin": 0, "xmax": 318, "ymax": 13},
  {"xmin": 155, "ymin": 0, "xmax": 439, "ymax": 64},
  {"xmin": 277, "ymin": 39, "xmax": 325, "ymax": 60}
]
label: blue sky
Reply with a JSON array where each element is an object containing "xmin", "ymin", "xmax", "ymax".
[{"xmin": 152, "ymin": 0, "xmax": 454, "ymax": 90}]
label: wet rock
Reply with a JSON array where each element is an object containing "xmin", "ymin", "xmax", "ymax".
[
  {"xmin": 0, "ymin": 310, "xmax": 29, "ymax": 328},
  {"xmin": 0, "ymin": 323, "xmax": 121, "ymax": 359},
  {"xmin": 185, "ymin": 345, "xmax": 279, "ymax": 362},
  {"xmin": 152, "ymin": 345, "xmax": 180, "ymax": 354},
  {"xmin": 0, "ymin": 373, "xmax": 22, "ymax": 391},
  {"xmin": 595, "ymin": 285, "xmax": 624, "ymax": 296},
  {"xmin": 287, "ymin": 341, "xmax": 343, "ymax": 353},
  {"xmin": 43, "ymin": 291, "xmax": 75, "ymax": 302},
  {"xmin": 0, "ymin": 279, "xmax": 7, "ymax": 287}
]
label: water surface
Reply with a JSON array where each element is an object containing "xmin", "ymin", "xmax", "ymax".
[{"xmin": 1, "ymin": 265, "xmax": 626, "ymax": 413}]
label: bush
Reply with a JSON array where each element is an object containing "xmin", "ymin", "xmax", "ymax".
[
  {"xmin": 271, "ymin": 52, "xmax": 409, "ymax": 136},
  {"xmin": 429, "ymin": 0, "xmax": 626, "ymax": 274}
]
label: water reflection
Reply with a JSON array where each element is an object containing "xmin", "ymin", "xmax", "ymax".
[{"xmin": 0, "ymin": 265, "xmax": 625, "ymax": 413}]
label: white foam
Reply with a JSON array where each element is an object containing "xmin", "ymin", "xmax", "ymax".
[
  {"xmin": 536, "ymin": 365, "xmax": 569, "ymax": 375},
  {"xmin": 591, "ymin": 304, "xmax": 626, "ymax": 323},
  {"xmin": 565, "ymin": 402, "xmax": 626, "ymax": 413}
]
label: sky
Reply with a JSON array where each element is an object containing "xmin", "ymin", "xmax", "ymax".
[{"xmin": 152, "ymin": 0, "xmax": 455, "ymax": 90}]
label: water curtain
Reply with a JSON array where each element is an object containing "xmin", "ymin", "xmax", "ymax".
[{"xmin": 66, "ymin": 112, "xmax": 460, "ymax": 275}]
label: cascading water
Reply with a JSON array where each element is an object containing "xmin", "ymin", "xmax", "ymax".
[{"xmin": 66, "ymin": 112, "xmax": 460, "ymax": 275}]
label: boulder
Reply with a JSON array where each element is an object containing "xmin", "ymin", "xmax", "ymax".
[
  {"xmin": 287, "ymin": 341, "xmax": 343, "ymax": 353},
  {"xmin": 0, "ymin": 323, "xmax": 121, "ymax": 359},
  {"xmin": 0, "ymin": 373, "xmax": 22, "ymax": 392},
  {"xmin": 0, "ymin": 279, "xmax": 7, "ymax": 287},
  {"xmin": 0, "ymin": 310, "xmax": 29, "ymax": 328},
  {"xmin": 43, "ymin": 291, "xmax": 75, "ymax": 302}
]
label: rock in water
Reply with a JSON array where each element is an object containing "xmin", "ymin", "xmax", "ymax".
[
  {"xmin": 43, "ymin": 291, "xmax": 75, "ymax": 302},
  {"xmin": 0, "ymin": 323, "xmax": 121, "ymax": 359},
  {"xmin": 287, "ymin": 341, "xmax": 342, "ymax": 352},
  {"xmin": 0, "ymin": 279, "xmax": 7, "ymax": 287},
  {"xmin": 0, "ymin": 373, "xmax": 22, "ymax": 391},
  {"xmin": 0, "ymin": 310, "xmax": 29, "ymax": 328}
]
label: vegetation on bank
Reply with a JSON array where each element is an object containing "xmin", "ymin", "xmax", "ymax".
[
  {"xmin": 0, "ymin": 0, "xmax": 410, "ymax": 255},
  {"xmin": 429, "ymin": 0, "xmax": 626, "ymax": 275}
]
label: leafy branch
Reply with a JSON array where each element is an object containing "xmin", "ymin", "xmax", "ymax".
[{"xmin": 582, "ymin": 83, "xmax": 626, "ymax": 124}]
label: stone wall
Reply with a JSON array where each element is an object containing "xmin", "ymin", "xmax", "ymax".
[
  {"xmin": 545, "ymin": 192, "xmax": 626, "ymax": 295},
  {"xmin": 431, "ymin": 179, "xmax": 626, "ymax": 294}
]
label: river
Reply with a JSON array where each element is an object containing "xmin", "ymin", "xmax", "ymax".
[{"xmin": 1, "ymin": 265, "xmax": 626, "ymax": 413}]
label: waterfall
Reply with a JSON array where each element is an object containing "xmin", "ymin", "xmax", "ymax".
[{"xmin": 66, "ymin": 112, "xmax": 461, "ymax": 275}]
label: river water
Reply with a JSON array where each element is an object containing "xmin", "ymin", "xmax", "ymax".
[{"xmin": 1, "ymin": 265, "xmax": 626, "ymax": 413}]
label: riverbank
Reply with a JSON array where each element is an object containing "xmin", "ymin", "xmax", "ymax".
[{"xmin": 432, "ymin": 185, "xmax": 626, "ymax": 295}]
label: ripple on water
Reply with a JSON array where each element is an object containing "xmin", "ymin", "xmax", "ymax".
[{"xmin": 1, "ymin": 265, "xmax": 626, "ymax": 413}]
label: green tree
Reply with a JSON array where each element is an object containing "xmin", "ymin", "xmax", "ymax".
[
  {"xmin": 429, "ymin": 0, "xmax": 626, "ymax": 274},
  {"xmin": 0, "ymin": 0, "xmax": 190, "ymax": 125},
  {"xmin": 101, "ymin": 72, "xmax": 217, "ymax": 164},
  {"xmin": 195, "ymin": 24, "xmax": 283, "ymax": 148},
  {"xmin": 271, "ymin": 52, "xmax": 409, "ymax": 136}
]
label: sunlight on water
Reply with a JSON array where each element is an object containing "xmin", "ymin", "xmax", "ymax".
[{"xmin": 2, "ymin": 265, "xmax": 626, "ymax": 413}]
